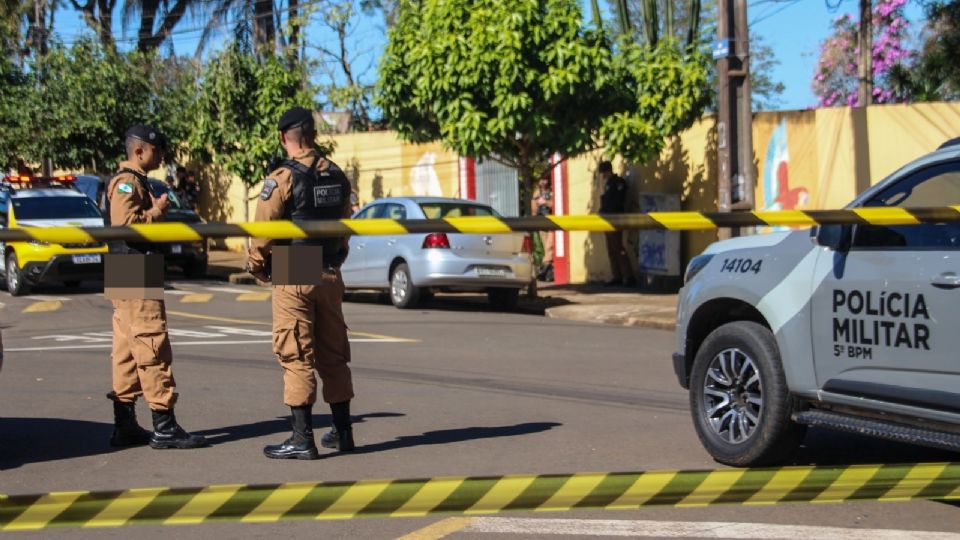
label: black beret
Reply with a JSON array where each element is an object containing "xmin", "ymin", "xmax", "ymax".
[
  {"xmin": 278, "ymin": 106, "xmax": 314, "ymax": 131},
  {"xmin": 125, "ymin": 124, "xmax": 167, "ymax": 148}
]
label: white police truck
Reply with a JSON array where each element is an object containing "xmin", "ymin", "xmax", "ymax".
[{"xmin": 674, "ymin": 139, "xmax": 960, "ymax": 466}]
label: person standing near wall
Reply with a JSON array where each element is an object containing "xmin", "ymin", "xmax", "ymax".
[
  {"xmin": 531, "ymin": 173, "xmax": 554, "ymax": 282},
  {"xmin": 598, "ymin": 160, "xmax": 635, "ymax": 287}
]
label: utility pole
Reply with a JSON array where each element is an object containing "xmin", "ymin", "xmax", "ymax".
[
  {"xmin": 715, "ymin": 0, "xmax": 754, "ymax": 239},
  {"xmin": 857, "ymin": 0, "xmax": 873, "ymax": 106},
  {"xmin": 32, "ymin": 0, "xmax": 52, "ymax": 176}
]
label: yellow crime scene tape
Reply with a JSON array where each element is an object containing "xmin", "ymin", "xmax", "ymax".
[
  {"xmin": 1, "ymin": 207, "xmax": 959, "ymax": 244},
  {"xmin": 2, "ymin": 463, "xmax": 959, "ymax": 531}
]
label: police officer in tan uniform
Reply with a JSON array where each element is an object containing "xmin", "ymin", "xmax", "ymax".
[
  {"xmin": 105, "ymin": 124, "xmax": 206, "ymax": 449},
  {"xmin": 247, "ymin": 107, "xmax": 355, "ymax": 460}
]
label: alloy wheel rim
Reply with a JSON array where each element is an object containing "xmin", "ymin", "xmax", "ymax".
[
  {"xmin": 702, "ymin": 347, "xmax": 763, "ymax": 444},
  {"xmin": 391, "ymin": 269, "xmax": 407, "ymax": 303},
  {"xmin": 6, "ymin": 257, "xmax": 17, "ymax": 290}
]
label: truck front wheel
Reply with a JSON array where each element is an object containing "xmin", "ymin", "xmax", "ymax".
[{"xmin": 689, "ymin": 321, "xmax": 806, "ymax": 467}]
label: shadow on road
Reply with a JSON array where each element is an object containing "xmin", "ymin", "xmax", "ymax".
[
  {"xmin": 195, "ymin": 411, "xmax": 406, "ymax": 445},
  {"xmin": 354, "ymin": 422, "xmax": 562, "ymax": 455},
  {"xmin": 0, "ymin": 418, "xmax": 115, "ymax": 470},
  {"xmin": 791, "ymin": 427, "xmax": 960, "ymax": 466}
]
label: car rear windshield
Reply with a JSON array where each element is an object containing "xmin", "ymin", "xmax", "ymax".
[
  {"xmin": 12, "ymin": 197, "xmax": 102, "ymax": 220},
  {"xmin": 418, "ymin": 202, "xmax": 497, "ymax": 219}
]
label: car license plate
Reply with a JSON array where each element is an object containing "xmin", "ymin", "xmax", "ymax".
[
  {"xmin": 72, "ymin": 254, "xmax": 101, "ymax": 264},
  {"xmin": 477, "ymin": 266, "xmax": 508, "ymax": 278},
  {"xmin": 171, "ymin": 244, "xmax": 182, "ymax": 254}
]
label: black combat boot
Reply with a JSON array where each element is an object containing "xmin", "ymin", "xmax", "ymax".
[
  {"xmin": 108, "ymin": 394, "xmax": 151, "ymax": 447},
  {"xmin": 320, "ymin": 400, "xmax": 355, "ymax": 452},
  {"xmin": 149, "ymin": 409, "xmax": 208, "ymax": 449},
  {"xmin": 264, "ymin": 406, "xmax": 319, "ymax": 460}
]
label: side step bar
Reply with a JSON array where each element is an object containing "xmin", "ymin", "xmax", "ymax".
[{"xmin": 793, "ymin": 409, "xmax": 960, "ymax": 453}]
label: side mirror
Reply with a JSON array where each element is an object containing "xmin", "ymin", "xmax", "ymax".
[{"xmin": 811, "ymin": 224, "xmax": 851, "ymax": 251}]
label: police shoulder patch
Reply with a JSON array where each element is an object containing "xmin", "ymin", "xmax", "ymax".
[
  {"xmin": 261, "ymin": 179, "xmax": 278, "ymax": 200},
  {"xmin": 117, "ymin": 182, "xmax": 133, "ymax": 194}
]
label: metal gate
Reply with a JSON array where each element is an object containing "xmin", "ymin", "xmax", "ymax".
[{"xmin": 474, "ymin": 158, "xmax": 520, "ymax": 217}]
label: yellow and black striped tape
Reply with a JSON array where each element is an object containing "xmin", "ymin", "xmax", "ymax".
[
  {"xmin": 2, "ymin": 463, "xmax": 959, "ymax": 530},
  {"xmin": 3, "ymin": 207, "xmax": 960, "ymax": 244}
]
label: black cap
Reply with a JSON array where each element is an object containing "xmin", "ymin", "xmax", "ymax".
[
  {"xmin": 125, "ymin": 124, "xmax": 166, "ymax": 149},
  {"xmin": 278, "ymin": 106, "xmax": 314, "ymax": 132}
]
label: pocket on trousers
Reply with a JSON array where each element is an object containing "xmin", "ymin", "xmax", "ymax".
[
  {"xmin": 273, "ymin": 325, "xmax": 302, "ymax": 363},
  {"xmin": 131, "ymin": 317, "xmax": 168, "ymax": 367}
]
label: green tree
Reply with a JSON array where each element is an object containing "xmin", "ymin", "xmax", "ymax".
[
  {"xmin": 377, "ymin": 0, "xmax": 709, "ymax": 212},
  {"xmin": 889, "ymin": 0, "xmax": 960, "ymax": 101},
  {"xmin": 188, "ymin": 44, "xmax": 327, "ymax": 221},
  {"xmin": 9, "ymin": 38, "xmax": 199, "ymax": 172}
]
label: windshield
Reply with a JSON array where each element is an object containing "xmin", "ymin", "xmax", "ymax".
[
  {"xmin": 12, "ymin": 197, "xmax": 102, "ymax": 220},
  {"xmin": 419, "ymin": 202, "xmax": 498, "ymax": 219}
]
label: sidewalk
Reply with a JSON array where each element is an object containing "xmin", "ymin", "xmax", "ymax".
[{"xmin": 206, "ymin": 250, "xmax": 677, "ymax": 331}]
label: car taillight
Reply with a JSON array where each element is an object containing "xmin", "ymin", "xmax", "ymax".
[
  {"xmin": 521, "ymin": 235, "xmax": 533, "ymax": 253},
  {"xmin": 422, "ymin": 233, "xmax": 450, "ymax": 249}
]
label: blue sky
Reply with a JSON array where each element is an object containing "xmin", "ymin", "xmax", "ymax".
[{"xmin": 51, "ymin": 0, "xmax": 929, "ymax": 112}]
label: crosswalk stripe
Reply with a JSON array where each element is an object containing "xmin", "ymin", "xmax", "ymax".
[
  {"xmin": 180, "ymin": 294, "xmax": 213, "ymax": 303},
  {"xmin": 22, "ymin": 300, "xmax": 63, "ymax": 313},
  {"xmin": 237, "ymin": 292, "xmax": 271, "ymax": 301}
]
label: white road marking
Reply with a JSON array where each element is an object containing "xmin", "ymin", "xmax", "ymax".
[
  {"xmin": 163, "ymin": 290, "xmax": 195, "ymax": 296},
  {"xmin": 28, "ymin": 295, "xmax": 71, "ymax": 301},
  {"xmin": 6, "ymin": 338, "xmax": 402, "ymax": 352},
  {"xmin": 460, "ymin": 518, "xmax": 960, "ymax": 539}
]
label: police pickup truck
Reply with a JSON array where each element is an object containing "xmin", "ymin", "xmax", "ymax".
[{"xmin": 674, "ymin": 139, "xmax": 960, "ymax": 466}]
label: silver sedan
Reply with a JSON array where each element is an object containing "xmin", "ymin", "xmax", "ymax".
[{"xmin": 341, "ymin": 197, "xmax": 534, "ymax": 309}]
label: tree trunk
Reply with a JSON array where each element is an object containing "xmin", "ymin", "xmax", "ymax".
[
  {"xmin": 686, "ymin": 0, "xmax": 701, "ymax": 47},
  {"xmin": 287, "ymin": 0, "xmax": 300, "ymax": 66},
  {"xmin": 253, "ymin": 0, "xmax": 275, "ymax": 57},
  {"xmin": 857, "ymin": 0, "xmax": 873, "ymax": 106}
]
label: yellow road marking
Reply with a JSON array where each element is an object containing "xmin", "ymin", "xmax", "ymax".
[
  {"xmin": 237, "ymin": 292, "xmax": 271, "ymax": 301},
  {"xmin": 22, "ymin": 300, "xmax": 63, "ymax": 313},
  {"xmin": 180, "ymin": 293, "xmax": 213, "ymax": 303},
  {"xmin": 395, "ymin": 517, "xmax": 475, "ymax": 540}
]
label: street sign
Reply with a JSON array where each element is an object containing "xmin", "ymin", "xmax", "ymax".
[{"xmin": 712, "ymin": 39, "xmax": 731, "ymax": 60}]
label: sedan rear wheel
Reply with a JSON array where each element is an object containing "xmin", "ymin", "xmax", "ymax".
[{"xmin": 390, "ymin": 263, "xmax": 420, "ymax": 309}]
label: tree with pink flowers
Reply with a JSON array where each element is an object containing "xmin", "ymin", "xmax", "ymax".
[{"xmin": 812, "ymin": 0, "xmax": 913, "ymax": 107}]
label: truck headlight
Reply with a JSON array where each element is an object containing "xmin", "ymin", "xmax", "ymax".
[
  {"xmin": 27, "ymin": 240, "xmax": 50, "ymax": 247},
  {"xmin": 684, "ymin": 254, "xmax": 714, "ymax": 284}
]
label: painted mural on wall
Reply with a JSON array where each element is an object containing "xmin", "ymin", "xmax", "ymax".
[
  {"xmin": 762, "ymin": 119, "xmax": 809, "ymax": 212},
  {"xmin": 409, "ymin": 152, "xmax": 445, "ymax": 197}
]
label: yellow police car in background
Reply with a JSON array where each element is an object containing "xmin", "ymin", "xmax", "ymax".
[{"xmin": 0, "ymin": 175, "xmax": 108, "ymax": 296}]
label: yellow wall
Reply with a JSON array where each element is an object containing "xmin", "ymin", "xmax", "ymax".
[{"xmin": 208, "ymin": 102, "xmax": 960, "ymax": 281}]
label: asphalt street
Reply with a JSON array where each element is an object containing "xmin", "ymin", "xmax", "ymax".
[{"xmin": 1, "ymin": 280, "xmax": 959, "ymax": 539}]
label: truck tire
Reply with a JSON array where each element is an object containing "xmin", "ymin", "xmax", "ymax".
[{"xmin": 689, "ymin": 321, "xmax": 806, "ymax": 467}]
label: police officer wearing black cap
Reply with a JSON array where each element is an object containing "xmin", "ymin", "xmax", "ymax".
[
  {"xmin": 104, "ymin": 124, "xmax": 207, "ymax": 450},
  {"xmin": 247, "ymin": 106, "xmax": 356, "ymax": 460}
]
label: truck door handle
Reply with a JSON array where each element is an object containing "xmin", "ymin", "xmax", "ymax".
[
  {"xmin": 931, "ymin": 272, "xmax": 960, "ymax": 289},
  {"xmin": 387, "ymin": 239, "xmax": 396, "ymax": 246}
]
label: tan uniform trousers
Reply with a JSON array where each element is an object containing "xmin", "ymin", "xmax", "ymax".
[
  {"xmin": 272, "ymin": 269, "xmax": 353, "ymax": 407},
  {"xmin": 111, "ymin": 299, "xmax": 176, "ymax": 411},
  {"xmin": 538, "ymin": 231, "xmax": 554, "ymax": 265}
]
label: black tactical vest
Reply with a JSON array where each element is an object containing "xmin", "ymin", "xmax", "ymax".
[{"xmin": 278, "ymin": 156, "xmax": 350, "ymax": 266}]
